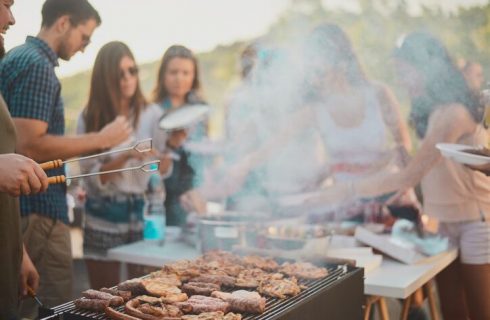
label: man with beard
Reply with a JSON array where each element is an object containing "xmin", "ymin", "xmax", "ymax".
[
  {"xmin": 0, "ymin": 1, "xmax": 51, "ymax": 319},
  {"xmin": 0, "ymin": 0, "xmax": 132, "ymax": 317}
]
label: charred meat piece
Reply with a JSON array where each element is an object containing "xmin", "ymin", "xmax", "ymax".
[
  {"xmin": 162, "ymin": 260, "xmax": 201, "ymax": 281},
  {"xmin": 100, "ymin": 287, "xmax": 132, "ymax": 301},
  {"xmin": 192, "ymin": 274, "xmax": 236, "ymax": 287},
  {"xmin": 125, "ymin": 298, "xmax": 183, "ymax": 320},
  {"xmin": 181, "ymin": 311, "xmax": 242, "ymax": 320},
  {"xmin": 235, "ymin": 268, "xmax": 283, "ymax": 289},
  {"xmin": 211, "ymin": 290, "xmax": 266, "ymax": 314},
  {"xmin": 242, "ymin": 255, "xmax": 279, "ymax": 271},
  {"xmin": 147, "ymin": 271, "xmax": 182, "ymax": 287},
  {"xmin": 74, "ymin": 298, "xmax": 110, "ymax": 312},
  {"xmin": 177, "ymin": 295, "xmax": 230, "ymax": 314},
  {"xmin": 82, "ymin": 289, "xmax": 124, "ymax": 306},
  {"xmin": 280, "ymin": 262, "xmax": 328, "ymax": 280},
  {"xmin": 258, "ymin": 277, "xmax": 301, "ymax": 299},
  {"xmin": 118, "ymin": 278, "xmax": 146, "ymax": 295},
  {"xmin": 182, "ymin": 281, "xmax": 220, "ymax": 296},
  {"xmin": 141, "ymin": 278, "xmax": 182, "ymax": 297}
]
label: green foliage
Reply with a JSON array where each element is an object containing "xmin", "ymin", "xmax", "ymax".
[{"xmin": 61, "ymin": 1, "xmax": 490, "ymax": 137}]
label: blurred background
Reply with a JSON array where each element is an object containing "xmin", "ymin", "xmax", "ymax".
[{"xmin": 6, "ymin": 0, "xmax": 490, "ymax": 138}]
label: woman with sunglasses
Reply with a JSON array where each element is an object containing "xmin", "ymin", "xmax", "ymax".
[{"xmin": 76, "ymin": 41, "xmax": 172, "ymax": 288}]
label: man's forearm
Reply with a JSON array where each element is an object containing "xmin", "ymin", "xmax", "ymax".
[{"xmin": 16, "ymin": 132, "xmax": 103, "ymax": 162}]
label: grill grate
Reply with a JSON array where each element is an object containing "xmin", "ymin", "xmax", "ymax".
[{"xmin": 41, "ymin": 264, "xmax": 362, "ymax": 320}]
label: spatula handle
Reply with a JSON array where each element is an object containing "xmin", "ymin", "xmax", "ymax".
[
  {"xmin": 40, "ymin": 159, "xmax": 63, "ymax": 170},
  {"xmin": 47, "ymin": 175, "xmax": 66, "ymax": 184}
]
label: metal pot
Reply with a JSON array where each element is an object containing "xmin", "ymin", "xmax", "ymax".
[{"xmin": 197, "ymin": 211, "xmax": 272, "ymax": 253}]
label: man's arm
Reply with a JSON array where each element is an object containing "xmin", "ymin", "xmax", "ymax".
[{"xmin": 14, "ymin": 116, "xmax": 132, "ymax": 162}]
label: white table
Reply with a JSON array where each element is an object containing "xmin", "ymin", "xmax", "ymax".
[
  {"xmin": 107, "ymin": 239, "xmax": 200, "ymax": 268},
  {"xmin": 365, "ymin": 248, "xmax": 458, "ymax": 299}
]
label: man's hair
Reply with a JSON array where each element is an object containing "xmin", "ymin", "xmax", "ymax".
[{"xmin": 41, "ymin": 0, "xmax": 101, "ymax": 28}]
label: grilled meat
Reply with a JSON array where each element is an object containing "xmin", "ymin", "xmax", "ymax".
[
  {"xmin": 258, "ymin": 277, "xmax": 301, "ymax": 299},
  {"xmin": 211, "ymin": 290, "xmax": 266, "ymax": 314},
  {"xmin": 100, "ymin": 287, "xmax": 132, "ymax": 301},
  {"xmin": 74, "ymin": 298, "xmax": 110, "ymax": 312},
  {"xmin": 141, "ymin": 278, "xmax": 183, "ymax": 297},
  {"xmin": 147, "ymin": 271, "xmax": 182, "ymax": 287},
  {"xmin": 280, "ymin": 262, "xmax": 328, "ymax": 280},
  {"xmin": 118, "ymin": 279, "xmax": 146, "ymax": 295},
  {"xmin": 162, "ymin": 260, "xmax": 201, "ymax": 281},
  {"xmin": 177, "ymin": 295, "xmax": 230, "ymax": 314},
  {"xmin": 182, "ymin": 281, "xmax": 221, "ymax": 296},
  {"xmin": 191, "ymin": 274, "xmax": 236, "ymax": 287},
  {"xmin": 125, "ymin": 298, "xmax": 183, "ymax": 320},
  {"xmin": 235, "ymin": 268, "xmax": 283, "ymax": 289},
  {"xmin": 82, "ymin": 289, "xmax": 124, "ymax": 306},
  {"xmin": 242, "ymin": 255, "xmax": 279, "ymax": 271}
]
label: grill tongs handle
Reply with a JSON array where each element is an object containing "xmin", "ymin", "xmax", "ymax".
[{"xmin": 39, "ymin": 139, "xmax": 160, "ymax": 185}]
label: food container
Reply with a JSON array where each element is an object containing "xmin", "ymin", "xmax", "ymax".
[{"xmin": 197, "ymin": 211, "xmax": 272, "ymax": 253}]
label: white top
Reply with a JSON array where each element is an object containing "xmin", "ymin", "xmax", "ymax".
[{"xmin": 312, "ymin": 85, "xmax": 393, "ymax": 181}]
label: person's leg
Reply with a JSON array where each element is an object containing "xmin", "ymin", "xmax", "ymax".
[
  {"xmin": 435, "ymin": 259, "xmax": 469, "ymax": 320},
  {"xmin": 460, "ymin": 263, "xmax": 490, "ymax": 320},
  {"xmin": 19, "ymin": 215, "xmax": 73, "ymax": 318},
  {"xmin": 459, "ymin": 219, "xmax": 490, "ymax": 320},
  {"xmin": 85, "ymin": 259, "xmax": 121, "ymax": 289}
]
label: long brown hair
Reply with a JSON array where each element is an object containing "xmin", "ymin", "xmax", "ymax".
[
  {"xmin": 84, "ymin": 41, "xmax": 146, "ymax": 132},
  {"xmin": 152, "ymin": 45, "xmax": 202, "ymax": 104}
]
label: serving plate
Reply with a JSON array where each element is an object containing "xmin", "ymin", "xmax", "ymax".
[
  {"xmin": 159, "ymin": 104, "xmax": 210, "ymax": 131},
  {"xmin": 436, "ymin": 143, "xmax": 490, "ymax": 166}
]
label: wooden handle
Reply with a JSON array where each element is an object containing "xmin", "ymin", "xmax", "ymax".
[
  {"xmin": 47, "ymin": 175, "xmax": 66, "ymax": 184},
  {"xmin": 40, "ymin": 159, "xmax": 63, "ymax": 170}
]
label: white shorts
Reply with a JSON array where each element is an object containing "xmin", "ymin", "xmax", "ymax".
[{"xmin": 438, "ymin": 218, "xmax": 490, "ymax": 264}]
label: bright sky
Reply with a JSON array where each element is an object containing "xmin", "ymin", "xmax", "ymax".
[{"xmin": 6, "ymin": 0, "xmax": 488, "ymax": 78}]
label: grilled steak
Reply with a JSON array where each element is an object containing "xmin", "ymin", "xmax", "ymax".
[
  {"xmin": 141, "ymin": 278, "xmax": 182, "ymax": 297},
  {"xmin": 182, "ymin": 281, "xmax": 221, "ymax": 296},
  {"xmin": 148, "ymin": 271, "xmax": 182, "ymax": 287},
  {"xmin": 235, "ymin": 268, "xmax": 283, "ymax": 289},
  {"xmin": 211, "ymin": 290, "xmax": 266, "ymax": 314},
  {"xmin": 242, "ymin": 255, "xmax": 279, "ymax": 271},
  {"xmin": 191, "ymin": 274, "xmax": 236, "ymax": 287},
  {"xmin": 280, "ymin": 262, "xmax": 328, "ymax": 280},
  {"xmin": 177, "ymin": 295, "xmax": 230, "ymax": 314},
  {"xmin": 125, "ymin": 298, "xmax": 183, "ymax": 320},
  {"xmin": 258, "ymin": 277, "xmax": 301, "ymax": 299},
  {"xmin": 118, "ymin": 278, "xmax": 146, "ymax": 295}
]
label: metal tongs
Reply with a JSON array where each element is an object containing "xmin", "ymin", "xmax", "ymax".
[{"xmin": 40, "ymin": 138, "xmax": 160, "ymax": 185}]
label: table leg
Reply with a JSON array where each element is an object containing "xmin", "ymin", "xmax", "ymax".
[
  {"xmin": 377, "ymin": 297, "xmax": 389, "ymax": 320},
  {"xmin": 364, "ymin": 295, "xmax": 375, "ymax": 320},
  {"xmin": 400, "ymin": 295, "xmax": 412, "ymax": 320},
  {"xmin": 424, "ymin": 281, "xmax": 439, "ymax": 320}
]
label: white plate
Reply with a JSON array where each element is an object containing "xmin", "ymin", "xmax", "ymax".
[
  {"xmin": 159, "ymin": 104, "xmax": 210, "ymax": 131},
  {"xmin": 436, "ymin": 143, "xmax": 490, "ymax": 165}
]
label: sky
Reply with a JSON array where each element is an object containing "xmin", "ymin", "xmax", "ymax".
[{"xmin": 5, "ymin": 0, "xmax": 488, "ymax": 78}]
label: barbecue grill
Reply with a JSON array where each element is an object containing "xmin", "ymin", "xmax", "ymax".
[{"xmin": 39, "ymin": 263, "xmax": 363, "ymax": 320}]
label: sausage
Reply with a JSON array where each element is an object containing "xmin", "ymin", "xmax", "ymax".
[{"xmin": 74, "ymin": 298, "xmax": 110, "ymax": 312}]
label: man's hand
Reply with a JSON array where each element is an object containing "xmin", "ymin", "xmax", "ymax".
[
  {"xmin": 19, "ymin": 246, "xmax": 39, "ymax": 298},
  {"xmin": 0, "ymin": 154, "xmax": 49, "ymax": 197},
  {"xmin": 97, "ymin": 116, "xmax": 132, "ymax": 149}
]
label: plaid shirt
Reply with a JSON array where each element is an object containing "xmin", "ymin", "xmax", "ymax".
[{"xmin": 0, "ymin": 36, "xmax": 68, "ymax": 223}]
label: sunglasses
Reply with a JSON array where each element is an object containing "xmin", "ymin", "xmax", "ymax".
[{"xmin": 119, "ymin": 66, "xmax": 139, "ymax": 79}]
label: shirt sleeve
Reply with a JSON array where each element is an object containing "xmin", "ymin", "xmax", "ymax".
[{"xmin": 8, "ymin": 62, "xmax": 60, "ymax": 123}]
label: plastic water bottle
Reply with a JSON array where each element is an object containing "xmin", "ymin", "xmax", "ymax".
[{"xmin": 144, "ymin": 174, "xmax": 166, "ymax": 245}]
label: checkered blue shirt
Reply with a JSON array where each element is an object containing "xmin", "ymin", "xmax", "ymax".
[{"xmin": 0, "ymin": 36, "xmax": 68, "ymax": 223}]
